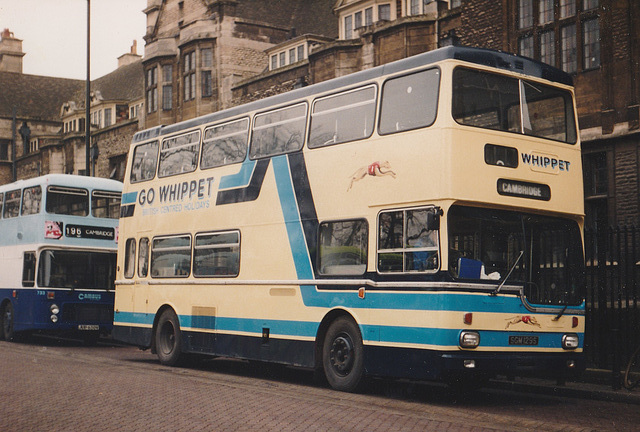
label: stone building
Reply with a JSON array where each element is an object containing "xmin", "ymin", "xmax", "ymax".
[
  {"xmin": 141, "ymin": 0, "xmax": 337, "ymax": 128},
  {"xmin": 0, "ymin": 29, "xmax": 144, "ymax": 185}
]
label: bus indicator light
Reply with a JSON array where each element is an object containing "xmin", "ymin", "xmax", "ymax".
[
  {"xmin": 572, "ymin": 317, "xmax": 579, "ymax": 328},
  {"xmin": 463, "ymin": 313, "xmax": 473, "ymax": 325},
  {"xmin": 358, "ymin": 288, "xmax": 365, "ymax": 299},
  {"xmin": 47, "ymin": 291, "xmax": 55, "ymax": 300}
]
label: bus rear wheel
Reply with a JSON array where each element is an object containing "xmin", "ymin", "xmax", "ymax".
[
  {"xmin": 322, "ymin": 316, "xmax": 364, "ymax": 392},
  {"xmin": 155, "ymin": 309, "xmax": 183, "ymax": 366}
]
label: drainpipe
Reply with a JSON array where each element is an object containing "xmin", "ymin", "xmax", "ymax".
[{"xmin": 11, "ymin": 106, "xmax": 16, "ymax": 181}]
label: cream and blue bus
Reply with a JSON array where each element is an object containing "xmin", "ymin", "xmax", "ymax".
[
  {"xmin": 0, "ymin": 175, "xmax": 121, "ymax": 343},
  {"xmin": 113, "ymin": 46, "xmax": 585, "ymax": 391}
]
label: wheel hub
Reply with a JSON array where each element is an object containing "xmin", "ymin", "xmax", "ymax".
[{"xmin": 330, "ymin": 335, "xmax": 354, "ymax": 374}]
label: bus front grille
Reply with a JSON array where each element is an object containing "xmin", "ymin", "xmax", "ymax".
[{"xmin": 62, "ymin": 304, "xmax": 114, "ymax": 324}]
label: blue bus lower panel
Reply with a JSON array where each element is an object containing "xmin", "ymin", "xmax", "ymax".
[
  {"xmin": 0, "ymin": 289, "xmax": 114, "ymax": 335},
  {"xmin": 113, "ymin": 324, "xmax": 584, "ymax": 381}
]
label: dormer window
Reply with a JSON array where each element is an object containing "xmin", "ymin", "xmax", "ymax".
[{"xmin": 338, "ymin": 2, "xmax": 393, "ymax": 40}]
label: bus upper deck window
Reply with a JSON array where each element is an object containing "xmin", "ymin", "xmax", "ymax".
[
  {"xmin": 452, "ymin": 67, "xmax": 576, "ymax": 144},
  {"xmin": 309, "ymin": 86, "xmax": 376, "ymax": 148},
  {"xmin": 159, "ymin": 131, "xmax": 201, "ymax": 178},
  {"xmin": 201, "ymin": 118, "xmax": 249, "ymax": 169},
  {"xmin": 3, "ymin": 189, "xmax": 21, "ymax": 218},
  {"xmin": 379, "ymin": 68, "xmax": 440, "ymax": 135},
  {"xmin": 46, "ymin": 186, "xmax": 89, "ymax": 216},
  {"xmin": 92, "ymin": 190, "xmax": 121, "ymax": 219},
  {"xmin": 130, "ymin": 141, "xmax": 159, "ymax": 183},
  {"xmin": 21, "ymin": 186, "xmax": 42, "ymax": 216}
]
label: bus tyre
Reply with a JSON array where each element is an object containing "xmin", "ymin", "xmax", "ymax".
[
  {"xmin": 155, "ymin": 309, "xmax": 183, "ymax": 366},
  {"xmin": 1, "ymin": 302, "xmax": 15, "ymax": 341},
  {"xmin": 322, "ymin": 317, "xmax": 364, "ymax": 392}
]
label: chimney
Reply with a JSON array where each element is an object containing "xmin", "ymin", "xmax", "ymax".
[
  {"xmin": 0, "ymin": 29, "xmax": 26, "ymax": 73},
  {"xmin": 117, "ymin": 40, "xmax": 142, "ymax": 68}
]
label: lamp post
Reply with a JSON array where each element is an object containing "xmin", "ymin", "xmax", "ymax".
[{"xmin": 85, "ymin": 0, "xmax": 91, "ymax": 176}]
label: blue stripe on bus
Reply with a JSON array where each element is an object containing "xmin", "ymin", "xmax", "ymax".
[
  {"xmin": 219, "ymin": 159, "xmax": 257, "ymax": 189},
  {"xmin": 113, "ymin": 312, "xmax": 582, "ymax": 349},
  {"xmin": 121, "ymin": 191, "xmax": 138, "ymax": 205},
  {"xmin": 272, "ymin": 155, "xmax": 314, "ymax": 281}
]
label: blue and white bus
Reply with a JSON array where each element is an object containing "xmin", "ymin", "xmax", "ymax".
[
  {"xmin": 114, "ymin": 46, "xmax": 585, "ymax": 391},
  {"xmin": 0, "ymin": 174, "xmax": 122, "ymax": 343}
]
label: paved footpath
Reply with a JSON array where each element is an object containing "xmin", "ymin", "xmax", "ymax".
[{"xmin": 0, "ymin": 340, "xmax": 639, "ymax": 431}]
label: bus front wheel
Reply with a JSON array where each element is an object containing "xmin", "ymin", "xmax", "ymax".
[
  {"xmin": 155, "ymin": 309, "xmax": 183, "ymax": 366},
  {"xmin": 322, "ymin": 316, "xmax": 364, "ymax": 392}
]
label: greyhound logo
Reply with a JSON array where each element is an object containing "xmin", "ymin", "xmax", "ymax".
[
  {"xmin": 348, "ymin": 161, "xmax": 396, "ymax": 191},
  {"xmin": 505, "ymin": 315, "xmax": 541, "ymax": 329}
]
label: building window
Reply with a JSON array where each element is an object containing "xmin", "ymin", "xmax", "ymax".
[
  {"xmin": 104, "ymin": 108, "xmax": 112, "ymax": 127},
  {"xmin": 28, "ymin": 138, "xmax": 38, "ymax": 153},
  {"xmin": 410, "ymin": 0, "xmax": 420, "ymax": 15},
  {"xmin": 518, "ymin": 0, "xmax": 533, "ymax": 29},
  {"xmin": 146, "ymin": 66, "xmax": 158, "ymax": 113},
  {"xmin": 354, "ymin": 11, "xmax": 362, "ymax": 28},
  {"xmin": 201, "ymin": 48, "xmax": 213, "ymax": 68},
  {"xmin": 201, "ymin": 47, "xmax": 214, "ymax": 98},
  {"xmin": 539, "ymin": 0, "xmax": 554, "ymax": 24},
  {"xmin": 582, "ymin": 18, "xmax": 600, "ymax": 70},
  {"xmin": 0, "ymin": 140, "xmax": 9, "ymax": 160},
  {"xmin": 297, "ymin": 45, "xmax": 304, "ymax": 61},
  {"xmin": 271, "ymin": 55, "xmax": 277, "ymax": 70},
  {"xmin": 540, "ymin": 30, "xmax": 556, "ymax": 66},
  {"xmin": 163, "ymin": 85, "xmax": 173, "ymax": 110},
  {"xmin": 130, "ymin": 104, "xmax": 139, "ymax": 119},
  {"xmin": 561, "ymin": 24, "xmax": 577, "ymax": 73},
  {"xmin": 365, "ymin": 7, "xmax": 373, "ymax": 25},
  {"xmin": 201, "ymin": 71, "xmax": 213, "ymax": 98},
  {"xmin": 161, "ymin": 65, "xmax": 173, "ymax": 110},
  {"xmin": 379, "ymin": 4, "xmax": 391, "ymax": 21},
  {"xmin": 519, "ymin": 35, "xmax": 534, "ymax": 58},
  {"xmin": 560, "ymin": 0, "xmax": 576, "ymax": 18},
  {"xmin": 450, "ymin": 0, "xmax": 461, "ymax": 7},
  {"xmin": 583, "ymin": 0, "xmax": 598, "ymax": 10},
  {"xmin": 183, "ymin": 51, "xmax": 196, "ymax": 101},
  {"xmin": 583, "ymin": 151, "xmax": 608, "ymax": 229},
  {"xmin": 344, "ymin": 15, "xmax": 353, "ymax": 39}
]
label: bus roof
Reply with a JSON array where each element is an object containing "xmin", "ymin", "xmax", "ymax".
[
  {"xmin": 133, "ymin": 45, "xmax": 573, "ymax": 143},
  {"xmin": 0, "ymin": 174, "xmax": 122, "ymax": 193}
]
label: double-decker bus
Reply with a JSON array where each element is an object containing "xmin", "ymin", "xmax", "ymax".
[
  {"xmin": 113, "ymin": 46, "xmax": 585, "ymax": 391},
  {"xmin": 0, "ymin": 174, "xmax": 121, "ymax": 343}
]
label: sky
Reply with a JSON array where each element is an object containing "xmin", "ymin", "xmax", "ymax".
[{"xmin": 0, "ymin": 0, "xmax": 147, "ymax": 80}]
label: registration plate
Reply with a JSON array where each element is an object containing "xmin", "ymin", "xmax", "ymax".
[
  {"xmin": 508, "ymin": 335, "xmax": 539, "ymax": 346},
  {"xmin": 78, "ymin": 325, "xmax": 99, "ymax": 331}
]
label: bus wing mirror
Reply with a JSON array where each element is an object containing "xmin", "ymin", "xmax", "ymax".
[{"xmin": 427, "ymin": 207, "xmax": 442, "ymax": 231}]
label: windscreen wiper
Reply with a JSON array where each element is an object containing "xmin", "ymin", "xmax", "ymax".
[
  {"xmin": 490, "ymin": 250, "xmax": 524, "ymax": 296},
  {"xmin": 552, "ymin": 303, "xmax": 569, "ymax": 321}
]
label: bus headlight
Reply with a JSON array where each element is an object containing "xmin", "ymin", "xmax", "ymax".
[
  {"xmin": 50, "ymin": 314, "xmax": 58, "ymax": 323},
  {"xmin": 50, "ymin": 304, "xmax": 60, "ymax": 315},
  {"xmin": 459, "ymin": 331, "xmax": 480, "ymax": 349},
  {"xmin": 562, "ymin": 333, "xmax": 579, "ymax": 350}
]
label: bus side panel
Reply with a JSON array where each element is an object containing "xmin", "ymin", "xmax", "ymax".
[{"xmin": 182, "ymin": 329, "xmax": 316, "ymax": 368}]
